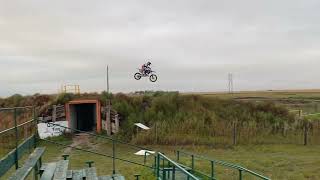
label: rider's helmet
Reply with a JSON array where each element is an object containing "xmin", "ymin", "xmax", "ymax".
[{"xmin": 147, "ymin": 61, "xmax": 151, "ymax": 66}]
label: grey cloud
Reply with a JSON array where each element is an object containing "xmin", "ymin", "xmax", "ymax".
[{"xmin": 0, "ymin": 0, "xmax": 320, "ymax": 96}]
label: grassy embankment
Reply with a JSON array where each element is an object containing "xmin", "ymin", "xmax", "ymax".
[{"xmin": 1, "ymin": 91, "xmax": 320, "ymax": 179}]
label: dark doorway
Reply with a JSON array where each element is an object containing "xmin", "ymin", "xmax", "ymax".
[{"xmin": 74, "ymin": 103, "xmax": 96, "ymax": 131}]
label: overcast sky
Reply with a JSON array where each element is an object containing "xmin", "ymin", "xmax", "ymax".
[{"xmin": 0, "ymin": 0, "xmax": 320, "ymax": 97}]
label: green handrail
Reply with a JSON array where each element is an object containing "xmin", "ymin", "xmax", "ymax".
[
  {"xmin": 176, "ymin": 150, "xmax": 270, "ymax": 180},
  {"xmin": 0, "ymin": 106, "xmax": 37, "ymax": 172},
  {"xmin": 156, "ymin": 152, "xmax": 200, "ymax": 180}
]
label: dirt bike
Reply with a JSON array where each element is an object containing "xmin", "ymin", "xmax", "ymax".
[{"xmin": 134, "ymin": 68, "xmax": 158, "ymax": 82}]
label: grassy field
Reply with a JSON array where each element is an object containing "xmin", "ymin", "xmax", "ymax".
[
  {"xmin": 1, "ymin": 90, "xmax": 320, "ymax": 179},
  {"xmin": 35, "ymin": 136, "xmax": 320, "ymax": 180},
  {"xmin": 2, "ymin": 137, "xmax": 320, "ymax": 180},
  {"xmin": 189, "ymin": 90, "xmax": 320, "ymax": 114},
  {"xmin": 192, "ymin": 90, "xmax": 320, "ymax": 99}
]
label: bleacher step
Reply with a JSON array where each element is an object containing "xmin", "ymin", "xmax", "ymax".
[
  {"xmin": 9, "ymin": 147, "xmax": 46, "ymax": 180},
  {"xmin": 66, "ymin": 170, "xmax": 73, "ymax": 179},
  {"xmin": 85, "ymin": 167, "xmax": 98, "ymax": 180},
  {"xmin": 98, "ymin": 176, "xmax": 113, "ymax": 180},
  {"xmin": 98, "ymin": 175, "xmax": 125, "ymax": 180},
  {"xmin": 72, "ymin": 169, "xmax": 86, "ymax": 180},
  {"xmin": 53, "ymin": 160, "xmax": 69, "ymax": 180},
  {"xmin": 40, "ymin": 162, "xmax": 57, "ymax": 180}
]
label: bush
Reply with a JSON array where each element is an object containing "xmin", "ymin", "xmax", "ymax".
[
  {"xmin": 54, "ymin": 93, "xmax": 75, "ymax": 105},
  {"xmin": 105, "ymin": 93, "xmax": 297, "ymax": 146}
]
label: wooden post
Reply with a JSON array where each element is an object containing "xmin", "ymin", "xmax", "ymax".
[
  {"xmin": 106, "ymin": 100, "xmax": 111, "ymax": 136},
  {"xmin": 33, "ymin": 106, "xmax": 38, "ymax": 148},
  {"xmin": 13, "ymin": 108, "xmax": 19, "ymax": 169},
  {"xmin": 112, "ymin": 139, "xmax": 116, "ymax": 175},
  {"xmin": 233, "ymin": 121, "xmax": 237, "ymax": 146},
  {"xmin": 52, "ymin": 105, "xmax": 57, "ymax": 122},
  {"xmin": 155, "ymin": 122, "xmax": 158, "ymax": 144},
  {"xmin": 304, "ymin": 122, "xmax": 308, "ymax": 146},
  {"xmin": 114, "ymin": 114, "xmax": 119, "ymax": 133},
  {"xmin": 299, "ymin": 110, "xmax": 308, "ymax": 146},
  {"xmin": 107, "ymin": 65, "xmax": 110, "ymax": 94}
]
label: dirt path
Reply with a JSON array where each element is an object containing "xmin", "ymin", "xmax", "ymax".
[{"xmin": 63, "ymin": 133, "xmax": 93, "ymax": 154}]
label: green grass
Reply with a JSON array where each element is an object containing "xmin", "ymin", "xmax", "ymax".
[
  {"xmin": 194, "ymin": 90, "xmax": 320, "ymax": 114},
  {"xmin": 2, "ymin": 134, "xmax": 319, "ymax": 180},
  {"xmin": 154, "ymin": 144, "xmax": 320, "ymax": 180},
  {"xmin": 35, "ymin": 136, "xmax": 320, "ymax": 180},
  {"xmin": 194, "ymin": 90, "xmax": 320, "ymax": 99}
]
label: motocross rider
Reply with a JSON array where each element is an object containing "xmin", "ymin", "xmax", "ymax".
[{"xmin": 141, "ymin": 61, "xmax": 152, "ymax": 75}]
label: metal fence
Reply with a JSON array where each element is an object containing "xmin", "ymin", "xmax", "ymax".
[
  {"xmin": 0, "ymin": 106, "xmax": 37, "ymax": 177},
  {"xmin": 155, "ymin": 152, "xmax": 199, "ymax": 180},
  {"xmin": 176, "ymin": 150, "xmax": 270, "ymax": 180}
]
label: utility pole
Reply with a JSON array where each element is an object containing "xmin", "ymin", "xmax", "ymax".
[
  {"xmin": 228, "ymin": 73, "xmax": 234, "ymax": 94},
  {"xmin": 107, "ymin": 65, "xmax": 110, "ymax": 93}
]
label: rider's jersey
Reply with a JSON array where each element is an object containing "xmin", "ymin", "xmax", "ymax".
[
  {"xmin": 142, "ymin": 63, "xmax": 151, "ymax": 71},
  {"xmin": 142, "ymin": 63, "xmax": 151, "ymax": 74}
]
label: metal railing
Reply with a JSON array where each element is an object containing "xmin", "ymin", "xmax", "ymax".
[
  {"xmin": 176, "ymin": 150, "xmax": 270, "ymax": 180},
  {"xmin": 0, "ymin": 106, "xmax": 37, "ymax": 177},
  {"xmin": 156, "ymin": 152, "xmax": 200, "ymax": 180}
]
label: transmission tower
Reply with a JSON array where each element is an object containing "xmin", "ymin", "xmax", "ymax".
[
  {"xmin": 107, "ymin": 65, "xmax": 110, "ymax": 93},
  {"xmin": 228, "ymin": 73, "xmax": 234, "ymax": 94}
]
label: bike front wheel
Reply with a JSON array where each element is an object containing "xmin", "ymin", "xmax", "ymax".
[
  {"xmin": 134, "ymin": 73, "xmax": 142, "ymax": 80},
  {"xmin": 149, "ymin": 74, "xmax": 158, "ymax": 82}
]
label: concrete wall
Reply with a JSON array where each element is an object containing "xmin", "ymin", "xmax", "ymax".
[{"xmin": 66, "ymin": 99, "xmax": 101, "ymax": 133}]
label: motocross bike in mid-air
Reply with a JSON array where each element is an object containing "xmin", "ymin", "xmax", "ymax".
[{"xmin": 134, "ymin": 67, "xmax": 158, "ymax": 82}]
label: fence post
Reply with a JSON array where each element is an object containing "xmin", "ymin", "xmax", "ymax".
[
  {"xmin": 167, "ymin": 162, "xmax": 170, "ymax": 179},
  {"xmin": 144, "ymin": 151, "xmax": 147, "ymax": 165},
  {"xmin": 304, "ymin": 122, "xmax": 308, "ymax": 146},
  {"xmin": 162, "ymin": 156, "xmax": 165, "ymax": 169},
  {"xmin": 191, "ymin": 155, "xmax": 194, "ymax": 172},
  {"xmin": 239, "ymin": 169, "xmax": 243, "ymax": 180},
  {"xmin": 172, "ymin": 166, "xmax": 176, "ymax": 180},
  {"xmin": 176, "ymin": 151, "xmax": 180, "ymax": 162},
  {"xmin": 33, "ymin": 106, "xmax": 37, "ymax": 148},
  {"xmin": 154, "ymin": 156, "xmax": 157, "ymax": 174},
  {"xmin": 162, "ymin": 166, "xmax": 166, "ymax": 180},
  {"xmin": 233, "ymin": 121, "xmax": 237, "ymax": 145},
  {"xmin": 155, "ymin": 122, "xmax": 158, "ymax": 144},
  {"xmin": 211, "ymin": 161, "xmax": 215, "ymax": 179},
  {"xmin": 112, "ymin": 139, "xmax": 116, "ymax": 174},
  {"xmin": 13, "ymin": 108, "xmax": 19, "ymax": 170},
  {"xmin": 157, "ymin": 153, "xmax": 160, "ymax": 178}
]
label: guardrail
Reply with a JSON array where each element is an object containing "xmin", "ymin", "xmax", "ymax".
[
  {"xmin": 156, "ymin": 152, "xmax": 199, "ymax": 180},
  {"xmin": 0, "ymin": 106, "xmax": 37, "ymax": 177},
  {"xmin": 176, "ymin": 150, "xmax": 270, "ymax": 180}
]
